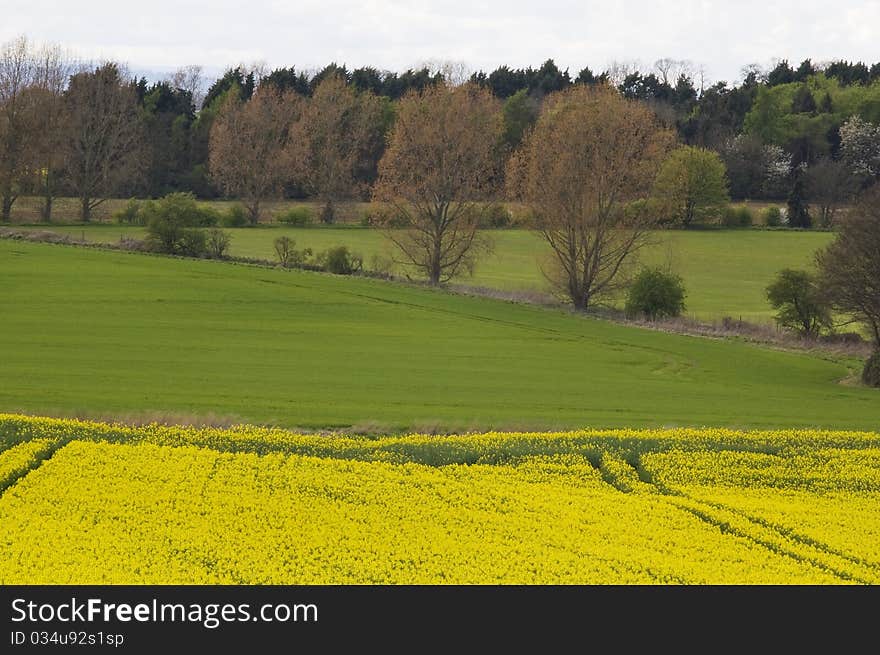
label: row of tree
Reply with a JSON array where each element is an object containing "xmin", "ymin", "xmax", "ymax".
[
  {"xmin": 3, "ymin": 34, "xmax": 880, "ymax": 219},
  {"xmin": 0, "ymin": 38, "xmax": 146, "ymax": 221},
  {"xmin": 113, "ymin": 77, "xmax": 880, "ymax": 379}
]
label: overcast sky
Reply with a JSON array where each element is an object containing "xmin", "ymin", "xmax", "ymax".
[{"xmin": 5, "ymin": 1, "xmax": 880, "ymax": 85}]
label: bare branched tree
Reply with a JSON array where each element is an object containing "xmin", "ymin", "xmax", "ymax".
[
  {"xmin": 373, "ymin": 83, "xmax": 502, "ymax": 285},
  {"xmin": 508, "ymin": 84, "xmax": 673, "ymax": 309},
  {"xmin": 168, "ymin": 64, "xmax": 205, "ymax": 110},
  {"xmin": 605, "ymin": 60, "xmax": 642, "ymax": 87},
  {"xmin": 62, "ymin": 62, "xmax": 146, "ymax": 221},
  {"xmin": 29, "ymin": 43, "xmax": 73, "ymax": 222},
  {"xmin": 209, "ymin": 87, "xmax": 300, "ymax": 223},
  {"xmin": 0, "ymin": 36, "xmax": 37, "ymax": 220},
  {"xmin": 420, "ymin": 59, "xmax": 472, "ymax": 86},
  {"xmin": 653, "ymin": 58, "xmax": 693, "ymax": 85}
]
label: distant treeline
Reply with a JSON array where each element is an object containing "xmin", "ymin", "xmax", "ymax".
[{"xmin": 1, "ymin": 32, "xmax": 880, "ymax": 222}]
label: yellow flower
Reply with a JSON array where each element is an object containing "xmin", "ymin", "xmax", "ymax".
[{"xmin": 0, "ymin": 414, "xmax": 877, "ymax": 584}]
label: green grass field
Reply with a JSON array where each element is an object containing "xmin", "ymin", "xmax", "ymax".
[
  {"xmin": 2, "ymin": 240, "xmax": 875, "ymax": 431},
  {"xmin": 43, "ymin": 225, "xmax": 833, "ymax": 321},
  {"xmin": 4, "ymin": 197, "xmax": 378, "ymax": 225}
]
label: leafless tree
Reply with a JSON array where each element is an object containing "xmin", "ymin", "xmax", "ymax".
[
  {"xmin": 508, "ymin": 84, "xmax": 673, "ymax": 309},
  {"xmin": 654, "ymin": 58, "xmax": 693, "ymax": 85},
  {"xmin": 695, "ymin": 64, "xmax": 710, "ymax": 95},
  {"xmin": 62, "ymin": 62, "xmax": 146, "ymax": 221},
  {"xmin": 209, "ymin": 87, "xmax": 300, "ymax": 223},
  {"xmin": 0, "ymin": 36, "xmax": 37, "ymax": 220},
  {"xmin": 420, "ymin": 59, "xmax": 472, "ymax": 86},
  {"xmin": 740, "ymin": 63, "xmax": 765, "ymax": 83},
  {"xmin": 605, "ymin": 60, "xmax": 642, "ymax": 87},
  {"xmin": 29, "ymin": 43, "xmax": 73, "ymax": 221},
  {"xmin": 373, "ymin": 82, "xmax": 502, "ymax": 285},
  {"xmin": 168, "ymin": 64, "xmax": 205, "ymax": 110}
]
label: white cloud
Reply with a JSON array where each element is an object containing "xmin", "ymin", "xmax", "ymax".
[{"xmin": 3, "ymin": 0, "xmax": 878, "ymax": 83}]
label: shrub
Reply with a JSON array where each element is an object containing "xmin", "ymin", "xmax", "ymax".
[
  {"xmin": 765, "ymin": 269, "xmax": 831, "ymax": 337},
  {"xmin": 276, "ymin": 207, "xmax": 313, "ymax": 226},
  {"xmin": 624, "ymin": 198, "xmax": 652, "ymax": 222},
  {"xmin": 205, "ymin": 228, "xmax": 231, "ymax": 259},
  {"xmin": 319, "ymin": 203, "xmax": 336, "ymax": 224},
  {"xmin": 145, "ymin": 216, "xmax": 185, "ymax": 254},
  {"xmin": 144, "ymin": 193, "xmax": 216, "ymax": 255},
  {"xmin": 195, "ymin": 206, "xmax": 222, "ymax": 227},
  {"xmin": 625, "ymin": 268, "xmax": 686, "ymax": 320},
  {"xmin": 273, "ymin": 236, "xmax": 311, "ymax": 268},
  {"xmin": 178, "ymin": 230, "xmax": 207, "ymax": 257},
  {"xmin": 479, "ymin": 203, "xmax": 512, "ymax": 228},
  {"xmin": 721, "ymin": 205, "xmax": 753, "ymax": 227},
  {"xmin": 114, "ymin": 199, "xmax": 144, "ymax": 225},
  {"xmin": 369, "ymin": 205, "xmax": 411, "ymax": 228},
  {"xmin": 220, "ymin": 204, "xmax": 249, "ymax": 227},
  {"xmin": 360, "ymin": 209, "xmax": 377, "ymax": 227},
  {"xmin": 142, "ymin": 193, "xmax": 217, "ymax": 227},
  {"xmin": 764, "ymin": 206, "xmax": 783, "ymax": 227},
  {"xmin": 819, "ymin": 331, "xmax": 865, "ymax": 345},
  {"xmin": 862, "ymin": 351, "xmax": 880, "ymax": 387},
  {"xmin": 318, "ymin": 245, "xmax": 363, "ymax": 275},
  {"xmin": 368, "ymin": 253, "xmax": 395, "ymax": 276}
]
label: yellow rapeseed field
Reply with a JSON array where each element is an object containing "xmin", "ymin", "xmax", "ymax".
[{"xmin": 0, "ymin": 414, "xmax": 878, "ymax": 584}]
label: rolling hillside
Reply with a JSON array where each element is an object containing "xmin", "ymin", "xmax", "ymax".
[{"xmin": 1, "ymin": 240, "xmax": 875, "ymax": 430}]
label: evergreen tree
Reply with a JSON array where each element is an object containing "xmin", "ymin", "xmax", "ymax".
[
  {"xmin": 575, "ymin": 66, "xmax": 596, "ymax": 85},
  {"xmin": 262, "ymin": 67, "xmax": 310, "ymax": 96},
  {"xmin": 351, "ymin": 67, "xmax": 384, "ymax": 95},
  {"xmin": 794, "ymin": 59, "xmax": 815, "ymax": 82},
  {"xmin": 203, "ymin": 67, "xmax": 247, "ymax": 109},
  {"xmin": 501, "ymin": 89, "xmax": 539, "ymax": 149},
  {"xmin": 791, "ymin": 85, "xmax": 816, "ymax": 114},
  {"xmin": 766, "ymin": 60, "xmax": 795, "ymax": 86},
  {"xmin": 531, "ymin": 59, "xmax": 570, "ymax": 96},
  {"xmin": 487, "ymin": 65, "xmax": 524, "ymax": 98}
]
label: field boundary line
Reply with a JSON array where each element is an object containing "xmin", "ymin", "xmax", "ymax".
[
  {"xmin": 632, "ymin": 455, "xmax": 878, "ymax": 583},
  {"xmin": 0, "ymin": 437, "xmax": 73, "ymax": 496},
  {"xmin": 690, "ymin": 495, "xmax": 880, "ymax": 577}
]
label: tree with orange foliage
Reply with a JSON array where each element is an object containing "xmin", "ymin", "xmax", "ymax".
[
  {"xmin": 508, "ymin": 85, "xmax": 673, "ymax": 309},
  {"xmin": 374, "ymin": 83, "xmax": 502, "ymax": 285},
  {"xmin": 209, "ymin": 87, "xmax": 299, "ymax": 224},
  {"xmin": 287, "ymin": 75, "xmax": 386, "ymax": 224}
]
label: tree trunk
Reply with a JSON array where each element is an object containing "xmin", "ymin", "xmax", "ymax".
[
  {"xmin": 429, "ymin": 258, "xmax": 441, "ymax": 285},
  {"xmin": 248, "ymin": 200, "xmax": 260, "ymax": 225},
  {"xmin": 41, "ymin": 195, "xmax": 53, "ymax": 223},
  {"xmin": 1, "ymin": 194, "xmax": 13, "ymax": 222},
  {"xmin": 429, "ymin": 239, "xmax": 442, "ymax": 285},
  {"xmin": 320, "ymin": 200, "xmax": 335, "ymax": 224},
  {"xmin": 81, "ymin": 196, "xmax": 91, "ymax": 222},
  {"xmin": 569, "ymin": 275, "xmax": 588, "ymax": 310},
  {"xmin": 41, "ymin": 171, "xmax": 54, "ymax": 223}
]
